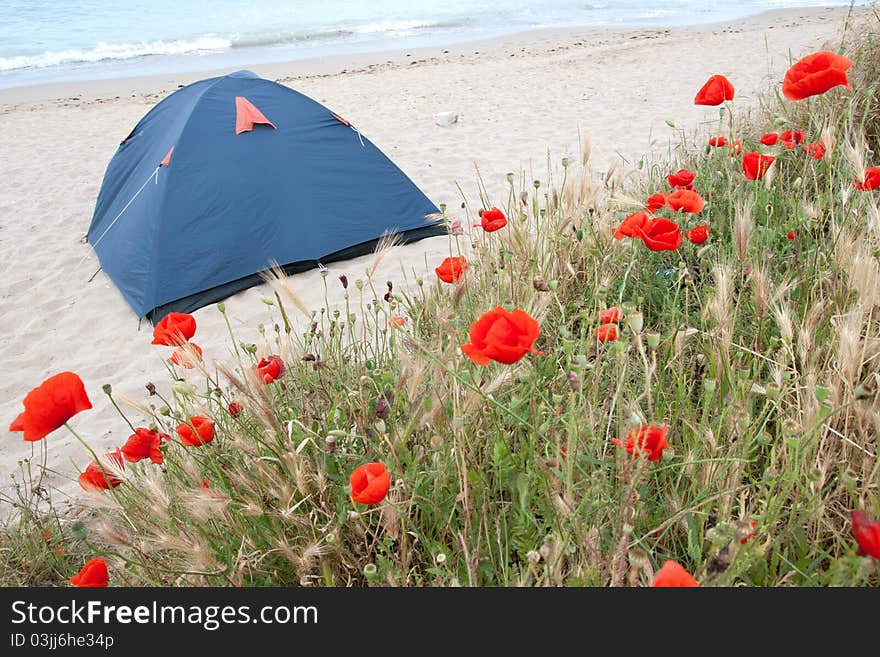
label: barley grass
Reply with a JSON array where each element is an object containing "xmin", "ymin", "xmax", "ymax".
[{"xmin": 2, "ymin": 12, "xmax": 879, "ymax": 587}]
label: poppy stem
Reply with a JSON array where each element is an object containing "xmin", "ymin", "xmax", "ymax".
[
  {"xmin": 219, "ymin": 303, "xmax": 242, "ymax": 361},
  {"xmin": 63, "ymin": 423, "xmax": 137, "ymax": 531},
  {"xmin": 64, "ymin": 423, "xmax": 102, "ymax": 468},
  {"xmin": 404, "ymin": 335, "xmax": 538, "ymax": 432},
  {"xmin": 103, "ymin": 387, "xmax": 137, "ymax": 433}
]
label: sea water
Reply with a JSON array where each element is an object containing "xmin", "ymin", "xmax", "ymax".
[{"xmin": 0, "ymin": 0, "xmax": 864, "ymax": 88}]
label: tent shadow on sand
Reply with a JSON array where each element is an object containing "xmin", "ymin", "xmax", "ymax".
[{"xmin": 87, "ymin": 70, "xmax": 446, "ymax": 324}]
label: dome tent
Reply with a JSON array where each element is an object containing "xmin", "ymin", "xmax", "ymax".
[{"xmin": 87, "ymin": 70, "xmax": 445, "ymax": 323}]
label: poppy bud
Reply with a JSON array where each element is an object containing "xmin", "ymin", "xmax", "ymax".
[
  {"xmin": 260, "ymin": 295, "xmax": 274, "ymax": 305},
  {"xmin": 102, "ymin": 384, "xmax": 112, "ymax": 395},
  {"xmin": 375, "ymin": 396, "xmax": 390, "ymax": 419},
  {"xmin": 145, "ymin": 382, "xmax": 156, "ymax": 396},
  {"xmin": 567, "ymin": 371, "xmax": 581, "ymax": 390},
  {"xmin": 506, "ymin": 172, "xmax": 515, "ymax": 184},
  {"xmin": 626, "ymin": 312, "xmax": 644, "ymax": 334},
  {"xmin": 171, "ymin": 381, "xmax": 195, "ymax": 396},
  {"xmin": 217, "ymin": 302, "xmax": 226, "ymax": 313},
  {"xmin": 339, "ymin": 274, "xmax": 348, "ymax": 289},
  {"xmin": 533, "ymin": 275, "xmax": 550, "ymax": 292},
  {"xmin": 439, "ymin": 203, "xmax": 447, "ymax": 214}
]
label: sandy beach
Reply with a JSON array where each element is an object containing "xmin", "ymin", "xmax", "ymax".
[{"xmin": 0, "ymin": 5, "xmax": 865, "ymax": 512}]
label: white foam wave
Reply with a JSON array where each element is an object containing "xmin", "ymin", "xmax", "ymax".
[
  {"xmin": 0, "ymin": 36, "xmax": 231, "ymax": 72},
  {"xmin": 352, "ymin": 20, "xmax": 435, "ymax": 34}
]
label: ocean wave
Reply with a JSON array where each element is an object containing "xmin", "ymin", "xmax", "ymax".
[
  {"xmin": 229, "ymin": 19, "xmax": 467, "ymax": 49},
  {"xmin": 0, "ymin": 36, "xmax": 231, "ymax": 72},
  {"xmin": 352, "ymin": 19, "xmax": 440, "ymax": 34}
]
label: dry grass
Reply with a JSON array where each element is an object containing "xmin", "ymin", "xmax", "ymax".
[{"xmin": 2, "ymin": 10, "xmax": 879, "ymax": 587}]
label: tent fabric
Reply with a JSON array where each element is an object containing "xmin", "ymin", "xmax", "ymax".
[
  {"xmin": 234, "ymin": 96, "xmax": 276, "ymax": 134},
  {"xmin": 87, "ymin": 70, "xmax": 445, "ymax": 323}
]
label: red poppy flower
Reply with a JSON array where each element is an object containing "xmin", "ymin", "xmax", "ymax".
[
  {"xmin": 708, "ymin": 136, "xmax": 727, "ymax": 147},
  {"xmin": 851, "ymin": 510, "xmax": 880, "ymax": 559},
  {"xmin": 739, "ymin": 520, "xmax": 759, "ymax": 545},
  {"xmin": 228, "ymin": 401, "xmax": 243, "ymax": 416},
  {"xmin": 255, "ymin": 355, "xmax": 285, "ymax": 384},
  {"xmin": 390, "ymin": 316, "xmax": 406, "ymax": 328},
  {"xmin": 151, "ymin": 312, "xmax": 196, "ymax": 346},
  {"xmin": 169, "ymin": 342, "xmax": 203, "ymax": 369},
  {"xmin": 70, "ymin": 558, "xmax": 109, "ymax": 588},
  {"xmin": 685, "ymin": 224, "xmax": 711, "ymax": 244},
  {"xmin": 350, "ymin": 462, "xmax": 391, "ymax": 505},
  {"xmin": 803, "ymin": 141, "xmax": 826, "ymax": 160},
  {"xmin": 78, "ymin": 448, "xmax": 125, "ymax": 491},
  {"xmin": 595, "ymin": 323, "xmax": 618, "ymax": 342},
  {"xmin": 779, "ymin": 130, "xmax": 805, "ymax": 148},
  {"xmin": 645, "ymin": 193, "xmax": 668, "ymax": 213},
  {"xmin": 727, "ymin": 140, "xmax": 742, "ymax": 156},
  {"xmin": 854, "ymin": 167, "xmax": 880, "ymax": 190},
  {"xmin": 651, "ymin": 560, "xmax": 699, "ymax": 587},
  {"xmin": 475, "ymin": 207, "xmax": 507, "ymax": 232},
  {"xmin": 694, "ymin": 74, "xmax": 735, "ymax": 105},
  {"xmin": 742, "ymin": 152, "xmax": 775, "ymax": 180},
  {"xmin": 613, "ymin": 210, "xmax": 652, "ymax": 239},
  {"xmin": 612, "ymin": 424, "xmax": 669, "ymax": 462},
  {"xmin": 782, "ymin": 50, "xmax": 853, "ymax": 101},
  {"xmin": 176, "ymin": 416, "xmax": 216, "ymax": 446},
  {"xmin": 666, "ymin": 189, "xmax": 705, "ymax": 214},
  {"xmin": 636, "ymin": 218, "xmax": 682, "ymax": 251},
  {"xmin": 9, "ymin": 372, "xmax": 92, "ymax": 442},
  {"xmin": 599, "ymin": 307, "xmax": 623, "ymax": 324},
  {"xmin": 460, "ymin": 307, "xmax": 541, "ymax": 366},
  {"xmin": 121, "ymin": 427, "xmax": 168, "ymax": 464},
  {"xmin": 787, "ymin": 231, "xmax": 796, "ymax": 240},
  {"xmin": 760, "ymin": 133, "xmax": 779, "ymax": 146},
  {"xmin": 667, "ymin": 169, "xmax": 696, "ymax": 189},
  {"xmin": 435, "ymin": 256, "xmax": 469, "ymax": 283}
]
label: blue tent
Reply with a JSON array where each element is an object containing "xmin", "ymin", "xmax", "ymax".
[{"xmin": 88, "ymin": 70, "xmax": 444, "ymax": 323}]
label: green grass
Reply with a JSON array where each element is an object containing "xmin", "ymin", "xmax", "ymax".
[{"xmin": 2, "ymin": 9, "xmax": 879, "ymax": 587}]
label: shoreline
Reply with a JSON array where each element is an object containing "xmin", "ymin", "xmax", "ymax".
[
  {"xmin": 0, "ymin": 6, "xmax": 861, "ymax": 107},
  {"xmin": 0, "ymin": 4, "xmax": 867, "ymax": 509}
]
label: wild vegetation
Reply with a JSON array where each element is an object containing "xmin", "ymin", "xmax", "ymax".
[{"xmin": 2, "ymin": 7, "xmax": 879, "ymax": 587}]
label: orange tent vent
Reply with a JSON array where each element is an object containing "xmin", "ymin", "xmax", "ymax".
[{"xmin": 235, "ymin": 96, "xmax": 276, "ymax": 134}]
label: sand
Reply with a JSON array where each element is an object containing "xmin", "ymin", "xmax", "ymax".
[{"xmin": 0, "ymin": 6, "xmax": 864, "ymax": 513}]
